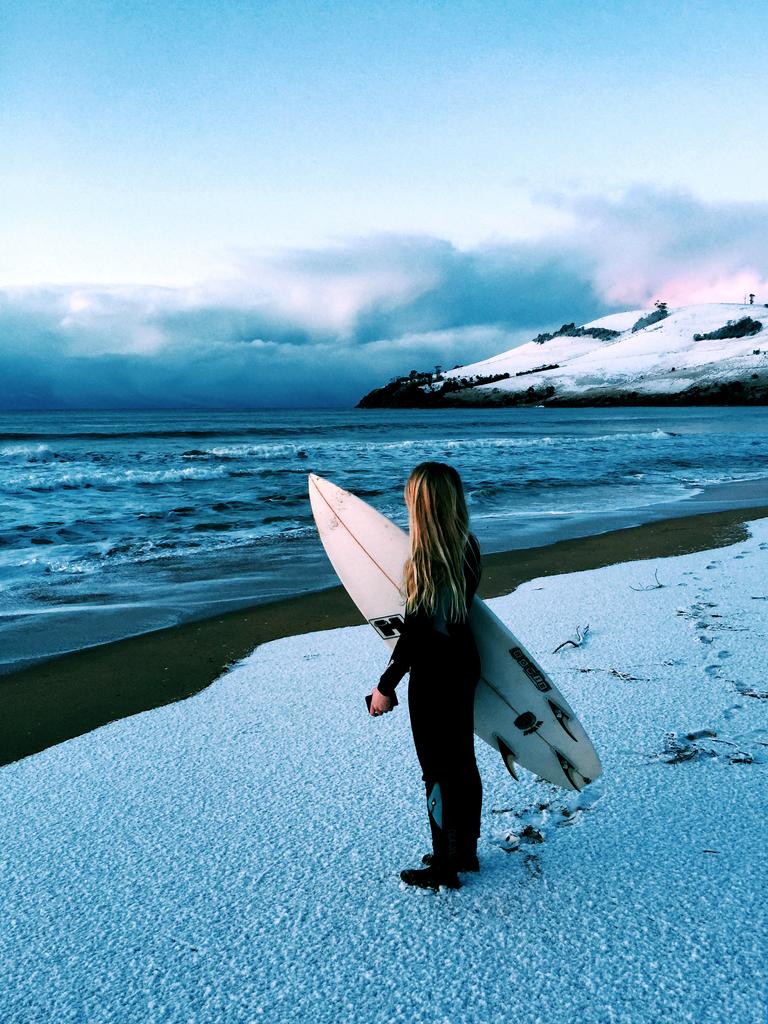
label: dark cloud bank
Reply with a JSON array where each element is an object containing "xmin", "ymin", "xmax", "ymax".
[{"xmin": 2, "ymin": 187, "xmax": 767, "ymax": 410}]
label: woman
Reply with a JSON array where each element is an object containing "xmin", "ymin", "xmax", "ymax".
[{"xmin": 369, "ymin": 461, "xmax": 483, "ymax": 891}]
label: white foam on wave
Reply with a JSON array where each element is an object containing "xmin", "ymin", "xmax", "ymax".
[
  {"xmin": 12, "ymin": 523, "xmax": 319, "ymax": 577},
  {"xmin": 0, "ymin": 443, "xmax": 54, "ymax": 461},
  {"xmin": 473, "ymin": 479, "xmax": 697, "ymax": 519},
  {"xmin": 182, "ymin": 442, "xmax": 309, "ymax": 460},
  {"xmin": 4, "ymin": 464, "xmax": 237, "ymax": 490},
  {"xmin": 179, "ymin": 430, "xmax": 680, "ymax": 464}
]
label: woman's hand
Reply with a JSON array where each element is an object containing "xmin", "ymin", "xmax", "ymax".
[{"xmin": 369, "ymin": 687, "xmax": 392, "ymax": 716}]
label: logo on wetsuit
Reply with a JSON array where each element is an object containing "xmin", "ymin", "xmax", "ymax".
[
  {"xmin": 370, "ymin": 614, "xmax": 405, "ymax": 639},
  {"xmin": 509, "ymin": 646, "xmax": 552, "ymax": 692}
]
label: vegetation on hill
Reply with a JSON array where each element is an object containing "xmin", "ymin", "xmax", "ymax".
[
  {"xmin": 515, "ymin": 362, "xmax": 560, "ymax": 376},
  {"xmin": 533, "ymin": 323, "xmax": 620, "ymax": 345},
  {"xmin": 356, "ymin": 369, "xmax": 514, "ymax": 407},
  {"xmin": 546, "ymin": 379, "xmax": 768, "ymax": 407},
  {"xmin": 693, "ymin": 317, "xmax": 763, "ymax": 341},
  {"xmin": 631, "ymin": 301, "xmax": 669, "ymax": 333},
  {"xmin": 439, "ymin": 371, "xmax": 511, "ymax": 394}
]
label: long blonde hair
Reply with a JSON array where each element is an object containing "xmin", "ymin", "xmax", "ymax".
[{"xmin": 402, "ymin": 461, "xmax": 470, "ymax": 622}]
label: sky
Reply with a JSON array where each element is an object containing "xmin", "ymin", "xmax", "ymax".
[{"xmin": 1, "ymin": 0, "xmax": 767, "ymax": 408}]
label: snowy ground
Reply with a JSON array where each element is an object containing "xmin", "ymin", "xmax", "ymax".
[{"xmin": 2, "ymin": 521, "xmax": 767, "ymax": 1024}]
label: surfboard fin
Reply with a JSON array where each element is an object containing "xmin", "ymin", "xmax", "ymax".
[
  {"xmin": 495, "ymin": 735, "xmax": 520, "ymax": 781},
  {"xmin": 554, "ymin": 749, "xmax": 587, "ymax": 792},
  {"xmin": 548, "ymin": 699, "xmax": 579, "ymax": 742}
]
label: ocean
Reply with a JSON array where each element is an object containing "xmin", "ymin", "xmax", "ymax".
[{"xmin": 1, "ymin": 406, "xmax": 767, "ymax": 675}]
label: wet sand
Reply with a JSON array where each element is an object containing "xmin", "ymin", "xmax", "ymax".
[{"xmin": 2, "ymin": 502, "xmax": 767, "ymax": 767}]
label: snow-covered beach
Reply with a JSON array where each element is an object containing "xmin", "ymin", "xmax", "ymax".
[{"xmin": 2, "ymin": 517, "xmax": 767, "ymax": 1024}]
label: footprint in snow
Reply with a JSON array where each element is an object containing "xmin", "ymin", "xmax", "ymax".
[
  {"xmin": 735, "ymin": 680, "xmax": 768, "ymax": 700},
  {"xmin": 491, "ymin": 778, "xmax": 604, "ymax": 859},
  {"xmin": 522, "ymin": 853, "xmax": 543, "ymax": 879},
  {"xmin": 658, "ymin": 725, "xmax": 764, "ymax": 766}
]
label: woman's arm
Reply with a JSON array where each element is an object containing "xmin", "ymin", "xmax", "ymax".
[
  {"xmin": 377, "ymin": 611, "xmax": 417, "ymax": 697},
  {"xmin": 370, "ymin": 598, "xmax": 430, "ymax": 715}
]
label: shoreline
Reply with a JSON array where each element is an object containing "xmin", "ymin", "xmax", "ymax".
[
  {"xmin": 358, "ymin": 379, "xmax": 768, "ymax": 408},
  {"xmin": 2, "ymin": 501, "xmax": 768, "ymax": 767}
]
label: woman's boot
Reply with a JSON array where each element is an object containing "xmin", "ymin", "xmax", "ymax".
[
  {"xmin": 420, "ymin": 780, "xmax": 479, "ymax": 871},
  {"xmin": 400, "ymin": 783, "xmax": 461, "ymax": 890},
  {"xmin": 421, "ymin": 833, "xmax": 479, "ymax": 872},
  {"xmin": 401, "ymin": 827, "xmax": 461, "ymax": 890}
]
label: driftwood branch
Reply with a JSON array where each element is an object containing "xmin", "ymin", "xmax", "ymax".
[
  {"xmin": 553, "ymin": 623, "xmax": 590, "ymax": 653},
  {"xmin": 608, "ymin": 668, "xmax": 647, "ymax": 682},
  {"xmin": 629, "ymin": 568, "xmax": 664, "ymax": 592}
]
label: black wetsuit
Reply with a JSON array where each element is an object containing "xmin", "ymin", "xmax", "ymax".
[{"xmin": 377, "ymin": 534, "xmax": 483, "ymax": 863}]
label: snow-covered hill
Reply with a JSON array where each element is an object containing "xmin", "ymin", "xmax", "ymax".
[{"xmin": 358, "ymin": 304, "xmax": 768, "ymax": 406}]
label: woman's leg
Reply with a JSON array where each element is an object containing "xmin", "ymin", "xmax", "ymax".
[
  {"xmin": 408, "ymin": 641, "xmax": 481, "ymax": 867},
  {"xmin": 436, "ymin": 679, "xmax": 481, "ymax": 862}
]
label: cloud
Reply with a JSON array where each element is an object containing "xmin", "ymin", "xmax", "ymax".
[
  {"xmin": 1, "ymin": 186, "xmax": 767, "ymax": 409},
  {"xmin": 557, "ymin": 185, "xmax": 768, "ymax": 305}
]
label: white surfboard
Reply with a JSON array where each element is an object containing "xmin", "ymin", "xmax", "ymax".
[{"xmin": 309, "ymin": 473, "xmax": 602, "ymax": 792}]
